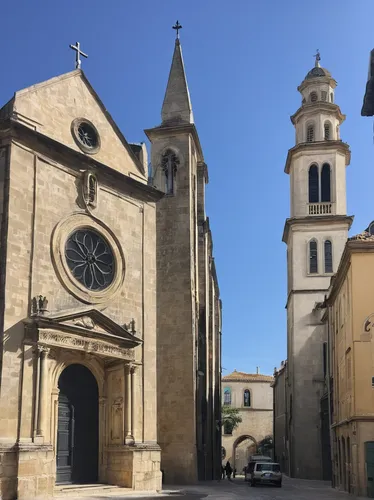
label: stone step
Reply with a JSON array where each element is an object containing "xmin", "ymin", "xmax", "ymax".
[{"xmin": 54, "ymin": 483, "xmax": 132, "ymax": 497}]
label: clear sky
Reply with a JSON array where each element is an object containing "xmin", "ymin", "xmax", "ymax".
[{"xmin": 1, "ymin": 1, "xmax": 373, "ymax": 377}]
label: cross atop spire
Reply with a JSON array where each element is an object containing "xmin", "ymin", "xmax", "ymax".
[
  {"xmin": 172, "ymin": 20, "xmax": 182, "ymax": 39},
  {"xmin": 69, "ymin": 41, "xmax": 88, "ymax": 70},
  {"xmin": 314, "ymin": 49, "xmax": 321, "ymax": 68}
]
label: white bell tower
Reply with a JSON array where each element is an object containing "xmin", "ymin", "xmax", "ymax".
[{"xmin": 283, "ymin": 52, "xmax": 353, "ymax": 479}]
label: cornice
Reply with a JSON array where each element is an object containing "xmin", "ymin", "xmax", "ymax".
[
  {"xmin": 297, "ymin": 75, "xmax": 337, "ymax": 92},
  {"xmin": 285, "ymin": 288, "xmax": 330, "ymax": 309},
  {"xmin": 144, "ymin": 122, "xmax": 204, "ymax": 163},
  {"xmin": 327, "ymin": 239, "xmax": 374, "ymax": 305},
  {"xmin": 282, "ymin": 215, "xmax": 354, "ymax": 243},
  {"xmin": 0, "ymin": 118, "xmax": 164, "ymax": 203},
  {"xmin": 284, "ymin": 140, "xmax": 351, "ymax": 174},
  {"xmin": 291, "ymin": 102, "xmax": 345, "ymax": 125}
]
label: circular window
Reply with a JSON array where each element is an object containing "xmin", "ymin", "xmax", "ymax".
[
  {"xmin": 65, "ymin": 230, "xmax": 114, "ymax": 291},
  {"xmin": 52, "ymin": 213, "xmax": 125, "ymax": 304},
  {"xmin": 71, "ymin": 118, "xmax": 101, "ymax": 154}
]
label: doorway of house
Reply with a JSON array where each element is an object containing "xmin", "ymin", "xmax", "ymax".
[{"xmin": 56, "ymin": 364, "xmax": 99, "ymax": 484}]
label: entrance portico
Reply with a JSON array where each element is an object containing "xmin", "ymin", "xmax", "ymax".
[{"xmin": 12, "ymin": 307, "xmax": 161, "ymax": 499}]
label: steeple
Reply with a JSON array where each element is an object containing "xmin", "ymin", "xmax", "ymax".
[{"xmin": 161, "ymin": 22, "xmax": 194, "ymax": 125}]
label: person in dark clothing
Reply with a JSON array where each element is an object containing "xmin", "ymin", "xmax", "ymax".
[
  {"xmin": 225, "ymin": 461, "xmax": 233, "ymax": 480},
  {"xmin": 233, "ymin": 468, "xmax": 236, "ymax": 478},
  {"xmin": 221, "ymin": 465, "xmax": 225, "ymax": 479}
]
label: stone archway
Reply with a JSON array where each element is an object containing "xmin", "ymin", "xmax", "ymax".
[
  {"xmin": 56, "ymin": 364, "xmax": 99, "ymax": 484},
  {"xmin": 232, "ymin": 435, "xmax": 258, "ymax": 472}
]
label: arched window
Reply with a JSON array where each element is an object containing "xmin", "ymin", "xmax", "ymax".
[
  {"xmin": 307, "ymin": 125, "xmax": 315, "ymax": 142},
  {"xmin": 309, "ymin": 240, "xmax": 318, "ymax": 274},
  {"xmin": 321, "ymin": 163, "xmax": 331, "ymax": 202},
  {"xmin": 243, "ymin": 389, "xmax": 251, "ymax": 407},
  {"xmin": 310, "ymin": 91, "xmax": 318, "ymax": 103},
  {"xmin": 161, "ymin": 149, "xmax": 179, "ymax": 195},
  {"xmin": 324, "ymin": 240, "xmax": 333, "ymax": 273},
  {"xmin": 321, "ymin": 91, "xmax": 327, "ymax": 101},
  {"xmin": 223, "ymin": 387, "xmax": 231, "ymax": 406},
  {"xmin": 308, "ymin": 164, "xmax": 319, "ymax": 203},
  {"xmin": 324, "ymin": 122, "xmax": 331, "ymax": 140},
  {"xmin": 330, "ymin": 92, "xmax": 334, "ymax": 103}
]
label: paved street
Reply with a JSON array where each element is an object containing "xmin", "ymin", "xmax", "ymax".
[{"xmin": 54, "ymin": 476, "xmax": 366, "ymax": 499}]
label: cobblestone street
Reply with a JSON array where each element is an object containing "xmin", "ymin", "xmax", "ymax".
[{"xmin": 53, "ymin": 476, "xmax": 366, "ymax": 499}]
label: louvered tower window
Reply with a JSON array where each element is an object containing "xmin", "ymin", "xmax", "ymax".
[
  {"xmin": 307, "ymin": 125, "xmax": 315, "ymax": 142},
  {"xmin": 308, "ymin": 165, "xmax": 319, "ymax": 203},
  {"xmin": 310, "ymin": 91, "xmax": 318, "ymax": 103},
  {"xmin": 309, "ymin": 240, "xmax": 318, "ymax": 274},
  {"xmin": 324, "ymin": 123, "xmax": 331, "ymax": 140},
  {"xmin": 324, "ymin": 240, "xmax": 333, "ymax": 273},
  {"xmin": 321, "ymin": 163, "xmax": 331, "ymax": 202}
]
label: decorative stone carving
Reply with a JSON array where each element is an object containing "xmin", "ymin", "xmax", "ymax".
[
  {"xmin": 38, "ymin": 329, "xmax": 134, "ymax": 361},
  {"xmin": 73, "ymin": 316, "xmax": 95, "ymax": 329}
]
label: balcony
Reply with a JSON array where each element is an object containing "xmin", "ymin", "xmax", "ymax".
[{"xmin": 308, "ymin": 202, "xmax": 333, "ymax": 215}]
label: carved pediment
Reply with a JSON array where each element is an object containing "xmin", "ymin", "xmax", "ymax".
[{"xmin": 25, "ymin": 308, "xmax": 142, "ymax": 350}]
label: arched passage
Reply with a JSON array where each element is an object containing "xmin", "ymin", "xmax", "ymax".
[
  {"xmin": 56, "ymin": 364, "xmax": 99, "ymax": 484},
  {"xmin": 232, "ymin": 435, "xmax": 258, "ymax": 472}
]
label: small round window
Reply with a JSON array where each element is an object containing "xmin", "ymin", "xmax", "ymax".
[
  {"xmin": 71, "ymin": 118, "xmax": 101, "ymax": 154},
  {"xmin": 65, "ymin": 229, "xmax": 114, "ymax": 291}
]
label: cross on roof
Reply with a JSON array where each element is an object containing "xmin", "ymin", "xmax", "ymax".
[
  {"xmin": 172, "ymin": 20, "xmax": 182, "ymax": 39},
  {"xmin": 69, "ymin": 41, "xmax": 88, "ymax": 70},
  {"xmin": 314, "ymin": 49, "xmax": 321, "ymax": 67}
]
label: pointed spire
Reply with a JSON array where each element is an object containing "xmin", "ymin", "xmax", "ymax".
[{"xmin": 161, "ymin": 22, "xmax": 194, "ymax": 125}]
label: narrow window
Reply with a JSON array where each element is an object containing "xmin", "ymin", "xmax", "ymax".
[
  {"xmin": 243, "ymin": 389, "xmax": 251, "ymax": 407},
  {"xmin": 321, "ymin": 163, "xmax": 331, "ymax": 202},
  {"xmin": 308, "ymin": 164, "xmax": 319, "ymax": 203},
  {"xmin": 306, "ymin": 125, "xmax": 315, "ymax": 143},
  {"xmin": 223, "ymin": 387, "xmax": 231, "ymax": 406},
  {"xmin": 372, "ymin": 377, "xmax": 374, "ymax": 388},
  {"xmin": 330, "ymin": 92, "xmax": 334, "ymax": 103},
  {"xmin": 309, "ymin": 240, "xmax": 318, "ymax": 274},
  {"xmin": 324, "ymin": 240, "xmax": 333, "ymax": 273},
  {"xmin": 321, "ymin": 91, "xmax": 327, "ymax": 101},
  {"xmin": 323, "ymin": 342, "xmax": 327, "ymax": 379},
  {"xmin": 324, "ymin": 122, "xmax": 331, "ymax": 140},
  {"xmin": 310, "ymin": 91, "xmax": 318, "ymax": 103},
  {"xmin": 161, "ymin": 149, "xmax": 179, "ymax": 195}
]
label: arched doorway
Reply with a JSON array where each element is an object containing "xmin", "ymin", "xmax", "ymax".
[
  {"xmin": 56, "ymin": 364, "xmax": 99, "ymax": 484},
  {"xmin": 232, "ymin": 435, "xmax": 257, "ymax": 473}
]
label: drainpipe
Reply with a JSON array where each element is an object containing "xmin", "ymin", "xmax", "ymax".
[{"xmin": 327, "ymin": 303, "xmax": 334, "ymax": 487}]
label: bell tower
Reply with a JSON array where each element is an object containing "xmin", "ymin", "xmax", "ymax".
[{"xmin": 283, "ymin": 52, "xmax": 353, "ymax": 479}]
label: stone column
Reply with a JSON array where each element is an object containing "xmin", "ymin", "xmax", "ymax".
[
  {"xmin": 125, "ymin": 364, "xmax": 135, "ymax": 445},
  {"xmin": 36, "ymin": 347, "xmax": 49, "ymax": 437}
]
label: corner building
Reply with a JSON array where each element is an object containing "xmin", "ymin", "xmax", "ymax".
[
  {"xmin": 282, "ymin": 56, "xmax": 353, "ymax": 479},
  {"xmin": 146, "ymin": 37, "xmax": 222, "ymax": 484}
]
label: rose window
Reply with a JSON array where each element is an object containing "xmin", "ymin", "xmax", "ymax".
[{"xmin": 65, "ymin": 230, "xmax": 115, "ymax": 291}]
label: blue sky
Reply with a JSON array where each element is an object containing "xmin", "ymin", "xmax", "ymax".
[{"xmin": 1, "ymin": 1, "xmax": 373, "ymax": 376}]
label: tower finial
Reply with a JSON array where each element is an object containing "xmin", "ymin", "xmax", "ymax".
[
  {"xmin": 314, "ymin": 49, "xmax": 321, "ymax": 68},
  {"xmin": 172, "ymin": 20, "xmax": 182, "ymax": 39}
]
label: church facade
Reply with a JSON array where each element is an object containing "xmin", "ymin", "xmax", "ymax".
[
  {"xmin": 274, "ymin": 54, "xmax": 353, "ymax": 479},
  {"xmin": 0, "ymin": 32, "xmax": 221, "ymax": 499}
]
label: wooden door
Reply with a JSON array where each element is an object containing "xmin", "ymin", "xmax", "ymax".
[{"xmin": 56, "ymin": 394, "xmax": 75, "ymax": 484}]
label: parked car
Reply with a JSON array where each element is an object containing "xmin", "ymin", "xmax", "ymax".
[
  {"xmin": 244, "ymin": 455, "xmax": 272, "ymax": 482},
  {"xmin": 249, "ymin": 462, "xmax": 282, "ymax": 487}
]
